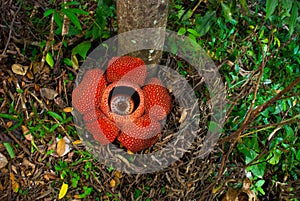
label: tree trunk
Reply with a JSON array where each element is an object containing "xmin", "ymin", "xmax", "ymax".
[{"xmin": 116, "ymin": 0, "xmax": 169, "ymax": 76}]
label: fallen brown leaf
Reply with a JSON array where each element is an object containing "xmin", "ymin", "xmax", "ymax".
[
  {"xmin": 0, "ymin": 152, "xmax": 8, "ymax": 169},
  {"xmin": 10, "ymin": 172, "xmax": 19, "ymax": 193},
  {"xmin": 57, "ymin": 138, "xmax": 66, "ymax": 157},
  {"xmin": 40, "ymin": 88, "xmax": 58, "ymax": 100},
  {"xmin": 12, "ymin": 64, "xmax": 29, "ymax": 76}
]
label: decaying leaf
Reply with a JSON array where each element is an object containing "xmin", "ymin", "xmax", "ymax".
[
  {"xmin": 11, "ymin": 64, "xmax": 29, "ymax": 76},
  {"xmin": 21, "ymin": 125, "xmax": 33, "ymax": 141},
  {"xmin": 44, "ymin": 171, "xmax": 59, "ymax": 181},
  {"xmin": 40, "ymin": 88, "xmax": 58, "ymax": 100},
  {"xmin": 26, "ymin": 71, "xmax": 34, "ymax": 79},
  {"xmin": 71, "ymin": 54, "xmax": 79, "ymax": 70},
  {"xmin": 179, "ymin": 108, "xmax": 188, "ymax": 123},
  {"xmin": 56, "ymin": 137, "xmax": 72, "ymax": 157},
  {"xmin": 10, "ymin": 172, "xmax": 19, "ymax": 193},
  {"xmin": 57, "ymin": 138, "xmax": 66, "ymax": 157},
  {"xmin": 58, "ymin": 182, "xmax": 68, "ymax": 199},
  {"xmin": 0, "ymin": 152, "xmax": 8, "ymax": 169}
]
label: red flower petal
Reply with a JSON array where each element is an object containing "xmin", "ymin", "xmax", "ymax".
[
  {"xmin": 143, "ymin": 78, "xmax": 172, "ymax": 121},
  {"xmin": 118, "ymin": 115, "xmax": 161, "ymax": 152},
  {"xmin": 72, "ymin": 69, "xmax": 107, "ymax": 114},
  {"xmin": 106, "ymin": 56, "xmax": 147, "ymax": 85},
  {"xmin": 83, "ymin": 110, "xmax": 120, "ymax": 145}
]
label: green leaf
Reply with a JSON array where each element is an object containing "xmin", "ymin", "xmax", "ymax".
[
  {"xmin": 63, "ymin": 9, "xmax": 82, "ymax": 30},
  {"xmin": 0, "ymin": 113, "xmax": 18, "ymax": 120},
  {"xmin": 4, "ymin": 142, "xmax": 15, "ymax": 158},
  {"xmin": 248, "ymin": 162, "xmax": 266, "ymax": 178},
  {"xmin": 63, "ymin": 58, "xmax": 73, "ymax": 66},
  {"xmin": 266, "ymin": 0, "xmax": 278, "ymax": 19},
  {"xmin": 281, "ymin": 0, "xmax": 293, "ymax": 11},
  {"xmin": 296, "ymin": 150, "xmax": 300, "ymax": 161},
  {"xmin": 288, "ymin": 2, "xmax": 298, "ymax": 35},
  {"xmin": 187, "ymin": 28, "xmax": 201, "ymax": 37},
  {"xmin": 67, "ymin": 8, "xmax": 89, "ymax": 15},
  {"xmin": 195, "ymin": 11, "xmax": 216, "ymax": 37},
  {"xmin": 267, "ymin": 149, "xmax": 282, "ymax": 165},
  {"xmin": 53, "ymin": 12, "xmax": 63, "ymax": 30},
  {"xmin": 44, "ymin": 9, "xmax": 55, "ymax": 17},
  {"xmin": 221, "ymin": 2, "xmax": 233, "ymax": 21},
  {"xmin": 255, "ymin": 179, "xmax": 265, "ymax": 187},
  {"xmin": 178, "ymin": 27, "xmax": 186, "ymax": 35},
  {"xmin": 71, "ymin": 41, "xmax": 91, "ymax": 59},
  {"xmin": 46, "ymin": 52, "xmax": 54, "ymax": 68},
  {"xmin": 47, "ymin": 111, "xmax": 63, "ymax": 122}
]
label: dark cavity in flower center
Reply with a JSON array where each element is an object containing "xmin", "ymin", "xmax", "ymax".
[{"xmin": 109, "ymin": 86, "xmax": 140, "ymax": 115}]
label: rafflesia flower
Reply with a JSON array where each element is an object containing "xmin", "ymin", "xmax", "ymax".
[{"xmin": 72, "ymin": 56, "xmax": 172, "ymax": 152}]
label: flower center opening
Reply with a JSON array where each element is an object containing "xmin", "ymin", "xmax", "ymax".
[{"xmin": 109, "ymin": 86, "xmax": 140, "ymax": 115}]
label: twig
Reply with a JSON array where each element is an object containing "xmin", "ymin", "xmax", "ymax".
[{"xmin": 1, "ymin": 2, "xmax": 22, "ymax": 57}]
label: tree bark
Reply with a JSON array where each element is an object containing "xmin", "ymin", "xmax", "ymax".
[{"xmin": 116, "ymin": 0, "xmax": 169, "ymax": 76}]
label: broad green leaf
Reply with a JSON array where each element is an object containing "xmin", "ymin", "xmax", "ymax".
[
  {"xmin": 288, "ymin": 2, "xmax": 298, "ymax": 35},
  {"xmin": 63, "ymin": 9, "xmax": 82, "ymax": 30},
  {"xmin": 266, "ymin": 0, "xmax": 278, "ymax": 19},
  {"xmin": 53, "ymin": 12, "xmax": 63, "ymax": 29},
  {"xmin": 178, "ymin": 27, "xmax": 186, "ymax": 35},
  {"xmin": 58, "ymin": 182, "xmax": 68, "ymax": 199},
  {"xmin": 71, "ymin": 41, "xmax": 91, "ymax": 59},
  {"xmin": 46, "ymin": 52, "xmax": 54, "ymax": 68},
  {"xmin": 255, "ymin": 179, "xmax": 265, "ymax": 187},
  {"xmin": 195, "ymin": 11, "xmax": 216, "ymax": 37},
  {"xmin": 248, "ymin": 162, "xmax": 266, "ymax": 178},
  {"xmin": 221, "ymin": 2, "xmax": 233, "ymax": 21},
  {"xmin": 187, "ymin": 28, "xmax": 201, "ymax": 37}
]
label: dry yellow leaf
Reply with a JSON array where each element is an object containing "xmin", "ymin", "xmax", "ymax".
[
  {"xmin": 127, "ymin": 150, "xmax": 134, "ymax": 155},
  {"xmin": 114, "ymin": 170, "xmax": 122, "ymax": 179},
  {"xmin": 72, "ymin": 140, "xmax": 82, "ymax": 145},
  {"xmin": 10, "ymin": 172, "xmax": 19, "ymax": 193},
  {"xmin": 63, "ymin": 107, "xmax": 73, "ymax": 113},
  {"xmin": 57, "ymin": 138, "xmax": 66, "ymax": 157},
  {"xmin": 110, "ymin": 179, "xmax": 116, "ymax": 188},
  {"xmin": 71, "ymin": 54, "xmax": 79, "ymax": 70},
  {"xmin": 12, "ymin": 64, "xmax": 29, "ymax": 76},
  {"xmin": 58, "ymin": 182, "xmax": 68, "ymax": 199},
  {"xmin": 6, "ymin": 121, "xmax": 13, "ymax": 128}
]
